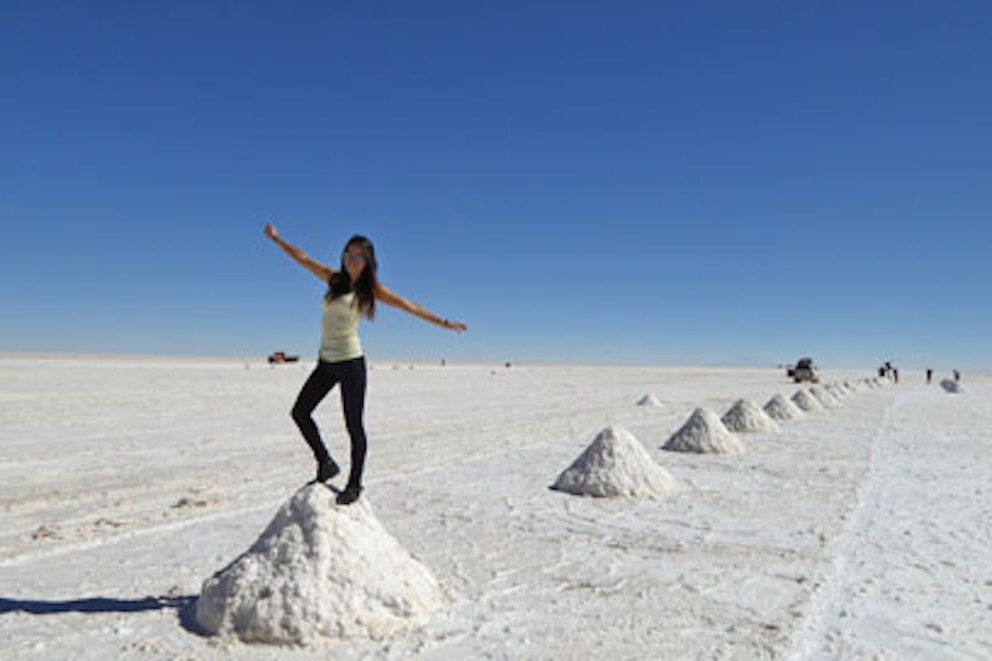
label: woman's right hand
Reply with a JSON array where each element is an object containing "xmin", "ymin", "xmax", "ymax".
[{"xmin": 264, "ymin": 222, "xmax": 334, "ymax": 281}]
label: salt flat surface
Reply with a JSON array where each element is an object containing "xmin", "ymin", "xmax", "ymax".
[{"xmin": 1, "ymin": 357, "xmax": 989, "ymax": 659}]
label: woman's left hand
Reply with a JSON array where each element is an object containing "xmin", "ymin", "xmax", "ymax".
[{"xmin": 444, "ymin": 320, "xmax": 468, "ymax": 332}]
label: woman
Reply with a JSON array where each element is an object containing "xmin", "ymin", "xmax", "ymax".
[{"xmin": 264, "ymin": 223, "xmax": 467, "ymax": 505}]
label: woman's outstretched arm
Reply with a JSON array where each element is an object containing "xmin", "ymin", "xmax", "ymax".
[
  {"xmin": 264, "ymin": 223, "xmax": 335, "ymax": 282},
  {"xmin": 375, "ymin": 283, "xmax": 468, "ymax": 332}
]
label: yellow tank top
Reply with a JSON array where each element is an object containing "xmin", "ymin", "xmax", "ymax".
[{"xmin": 319, "ymin": 292, "xmax": 363, "ymax": 362}]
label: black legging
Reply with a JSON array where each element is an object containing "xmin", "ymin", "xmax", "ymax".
[{"xmin": 291, "ymin": 356, "xmax": 367, "ymax": 489}]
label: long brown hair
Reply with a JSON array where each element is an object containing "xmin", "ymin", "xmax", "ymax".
[{"xmin": 326, "ymin": 235, "xmax": 378, "ymax": 319}]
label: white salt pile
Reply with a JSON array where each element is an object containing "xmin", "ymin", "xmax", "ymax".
[
  {"xmin": 825, "ymin": 384, "xmax": 848, "ymax": 401},
  {"xmin": 792, "ymin": 389, "xmax": 824, "ymax": 413},
  {"xmin": 940, "ymin": 379, "xmax": 963, "ymax": 393},
  {"xmin": 721, "ymin": 398, "xmax": 780, "ymax": 433},
  {"xmin": 636, "ymin": 394, "xmax": 662, "ymax": 407},
  {"xmin": 553, "ymin": 426, "xmax": 679, "ymax": 498},
  {"xmin": 763, "ymin": 393, "xmax": 805, "ymax": 421},
  {"xmin": 196, "ymin": 484, "xmax": 445, "ymax": 645},
  {"xmin": 663, "ymin": 407, "xmax": 745, "ymax": 455},
  {"xmin": 809, "ymin": 386, "xmax": 841, "ymax": 409}
]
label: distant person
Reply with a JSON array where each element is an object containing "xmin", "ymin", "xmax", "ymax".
[
  {"xmin": 926, "ymin": 368, "xmax": 933, "ymax": 384},
  {"xmin": 893, "ymin": 368, "xmax": 899, "ymax": 383},
  {"xmin": 954, "ymin": 369, "xmax": 961, "ymax": 382},
  {"xmin": 264, "ymin": 223, "xmax": 467, "ymax": 505}
]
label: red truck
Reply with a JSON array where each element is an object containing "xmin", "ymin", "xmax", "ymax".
[{"xmin": 267, "ymin": 351, "xmax": 300, "ymax": 365}]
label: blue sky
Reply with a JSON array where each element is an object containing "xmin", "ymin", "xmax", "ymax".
[{"xmin": 2, "ymin": 1, "xmax": 990, "ymax": 369}]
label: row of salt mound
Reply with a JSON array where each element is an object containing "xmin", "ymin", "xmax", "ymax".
[
  {"xmin": 824, "ymin": 384, "xmax": 845, "ymax": 401},
  {"xmin": 552, "ymin": 426, "xmax": 679, "ymax": 499},
  {"xmin": 840, "ymin": 381, "xmax": 858, "ymax": 395},
  {"xmin": 559, "ymin": 378, "xmax": 868, "ymax": 500},
  {"xmin": 808, "ymin": 385, "xmax": 841, "ymax": 409},
  {"xmin": 196, "ymin": 485, "xmax": 446, "ymax": 645},
  {"xmin": 764, "ymin": 393, "xmax": 805, "ymax": 421},
  {"xmin": 663, "ymin": 408, "xmax": 746, "ymax": 455},
  {"xmin": 791, "ymin": 389, "xmax": 824, "ymax": 412},
  {"xmin": 721, "ymin": 398, "xmax": 780, "ymax": 433}
]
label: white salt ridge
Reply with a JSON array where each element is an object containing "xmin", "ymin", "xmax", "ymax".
[
  {"xmin": 764, "ymin": 393, "xmax": 805, "ymax": 421},
  {"xmin": 809, "ymin": 386, "xmax": 841, "ymax": 409},
  {"xmin": 196, "ymin": 484, "xmax": 445, "ymax": 644},
  {"xmin": 663, "ymin": 407, "xmax": 745, "ymax": 454},
  {"xmin": 792, "ymin": 389, "xmax": 824, "ymax": 412},
  {"xmin": 721, "ymin": 398, "xmax": 780, "ymax": 433},
  {"xmin": 636, "ymin": 393, "xmax": 662, "ymax": 407},
  {"xmin": 553, "ymin": 425, "xmax": 678, "ymax": 499}
]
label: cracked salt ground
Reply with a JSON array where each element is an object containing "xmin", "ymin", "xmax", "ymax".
[
  {"xmin": 0, "ymin": 357, "xmax": 989, "ymax": 659},
  {"xmin": 790, "ymin": 386, "xmax": 992, "ymax": 660}
]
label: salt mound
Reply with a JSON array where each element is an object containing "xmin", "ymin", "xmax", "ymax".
[
  {"xmin": 663, "ymin": 408, "xmax": 745, "ymax": 455},
  {"xmin": 553, "ymin": 426, "xmax": 678, "ymax": 499},
  {"xmin": 940, "ymin": 379, "xmax": 963, "ymax": 393},
  {"xmin": 809, "ymin": 386, "xmax": 841, "ymax": 408},
  {"xmin": 792, "ymin": 389, "xmax": 824, "ymax": 412},
  {"xmin": 825, "ymin": 384, "xmax": 848, "ymax": 400},
  {"xmin": 763, "ymin": 393, "xmax": 804, "ymax": 421},
  {"xmin": 636, "ymin": 394, "xmax": 662, "ymax": 407},
  {"xmin": 721, "ymin": 399, "xmax": 780, "ymax": 433},
  {"xmin": 196, "ymin": 485, "xmax": 445, "ymax": 644}
]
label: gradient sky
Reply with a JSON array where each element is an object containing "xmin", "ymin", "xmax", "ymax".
[{"xmin": 3, "ymin": 1, "xmax": 990, "ymax": 369}]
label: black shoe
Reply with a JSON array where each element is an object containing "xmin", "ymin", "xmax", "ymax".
[
  {"xmin": 317, "ymin": 459, "xmax": 340, "ymax": 483},
  {"xmin": 335, "ymin": 485, "xmax": 362, "ymax": 505}
]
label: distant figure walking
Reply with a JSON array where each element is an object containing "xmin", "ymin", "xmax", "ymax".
[
  {"xmin": 264, "ymin": 223, "xmax": 467, "ymax": 504},
  {"xmin": 954, "ymin": 369, "xmax": 961, "ymax": 382},
  {"xmin": 926, "ymin": 368, "xmax": 933, "ymax": 384}
]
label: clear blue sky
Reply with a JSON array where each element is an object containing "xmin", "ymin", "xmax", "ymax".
[{"xmin": 2, "ymin": 1, "xmax": 990, "ymax": 369}]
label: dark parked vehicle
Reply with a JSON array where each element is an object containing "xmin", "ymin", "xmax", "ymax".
[
  {"xmin": 267, "ymin": 351, "xmax": 300, "ymax": 365},
  {"xmin": 787, "ymin": 357, "xmax": 819, "ymax": 383}
]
